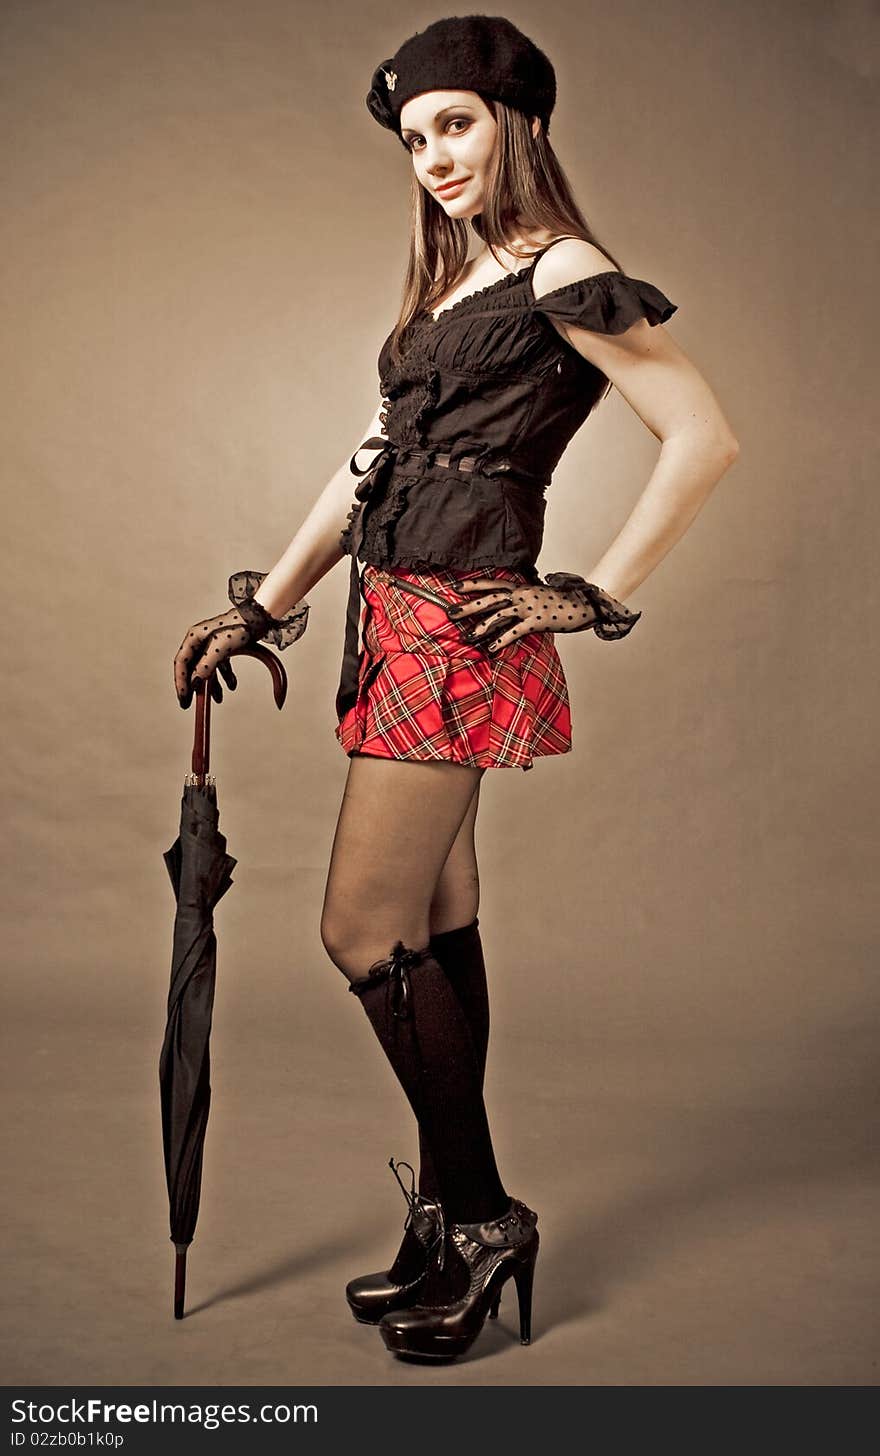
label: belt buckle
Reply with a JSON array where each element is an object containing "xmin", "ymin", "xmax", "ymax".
[{"xmin": 428, "ymin": 450, "xmax": 481, "ymax": 474}]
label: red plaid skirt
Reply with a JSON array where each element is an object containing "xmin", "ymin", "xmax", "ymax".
[{"xmin": 334, "ymin": 563, "xmax": 573, "ymax": 772}]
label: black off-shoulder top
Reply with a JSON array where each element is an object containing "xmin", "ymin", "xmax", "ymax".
[{"xmin": 342, "ymin": 237, "xmax": 677, "ymax": 578}]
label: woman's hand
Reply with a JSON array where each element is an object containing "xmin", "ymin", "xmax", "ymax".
[
  {"xmin": 443, "ymin": 578, "xmax": 599, "ymax": 652},
  {"xmin": 173, "ymin": 606, "xmax": 255, "ymax": 709}
]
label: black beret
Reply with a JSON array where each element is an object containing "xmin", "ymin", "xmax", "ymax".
[{"xmin": 366, "ymin": 14, "xmax": 557, "ymax": 143}]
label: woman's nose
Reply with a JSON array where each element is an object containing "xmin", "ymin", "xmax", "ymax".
[{"xmin": 425, "ymin": 142, "xmax": 452, "ymax": 172}]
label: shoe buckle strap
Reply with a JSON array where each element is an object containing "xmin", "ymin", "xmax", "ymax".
[{"xmin": 455, "ymin": 1200, "xmax": 537, "ymax": 1247}]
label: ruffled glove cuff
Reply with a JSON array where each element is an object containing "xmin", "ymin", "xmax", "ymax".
[
  {"xmin": 541, "ymin": 571, "xmax": 641, "ymax": 641},
  {"xmin": 227, "ymin": 570, "xmax": 310, "ymax": 650}
]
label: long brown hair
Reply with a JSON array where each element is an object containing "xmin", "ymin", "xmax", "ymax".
[{"xmin": 386, "ymin": 98, "xmax": 625, "ymax": 366}]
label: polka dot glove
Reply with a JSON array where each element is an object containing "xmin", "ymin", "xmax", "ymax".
[
  {"xmin": 173, "ymin": 571, "xmax": 309, "ymax": 709},
  {"xmin": 444, "ymin": 571, "xmax": 641, "ymax": 653}
]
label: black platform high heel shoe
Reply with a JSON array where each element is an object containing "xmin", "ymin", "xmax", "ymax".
[
  {"xmin": 345, "ymin": 1158, "xmax": 445, "ymax": 1325},
  {"xmin": 377, "ymin": 1197, "xmax": 539, "ymax": 1361}
]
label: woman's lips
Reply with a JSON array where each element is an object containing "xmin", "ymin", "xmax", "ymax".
[{"xmin": 436, "ymin": 178, "xmax": 469, "ymax": 196}]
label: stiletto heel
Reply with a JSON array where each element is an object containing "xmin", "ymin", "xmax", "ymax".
[
  {"xmin": 512, "ymin": 1234, "xmax": 539, "ymax": 1344},
  {"xmin": 379, "ymin": 1197, "xmax": 539, "ymax": 1361}
]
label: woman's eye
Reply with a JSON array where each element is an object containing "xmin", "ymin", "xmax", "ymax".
[{"xmin": 407, "ymin": 118, "xmax": 470, "ymax": 151}]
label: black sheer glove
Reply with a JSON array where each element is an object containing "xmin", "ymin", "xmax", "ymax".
[
  {"xmin": 173, "ymin": 570, "xmax": 309, "ymax": 709},
  {"xmin": 225, "ymin": 570, "xmax": 310, "ymax": 649},
  {"xmin": 443, "ymin": 571, "xmax": 640, "ymax": 653}
]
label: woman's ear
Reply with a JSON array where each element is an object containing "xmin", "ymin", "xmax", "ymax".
[{"xmin": 531, "ymin": 116, "xmax": 541, "ymax": 139}]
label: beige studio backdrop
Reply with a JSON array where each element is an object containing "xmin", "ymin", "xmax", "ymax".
[{"xmin": 2, "ymin": 0, "xmax": 877, "ymax": 1387}]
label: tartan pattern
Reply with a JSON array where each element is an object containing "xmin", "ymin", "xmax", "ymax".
[{"xmin": 335, "ymin": 564, "xmax": 573, "ymax": 772}]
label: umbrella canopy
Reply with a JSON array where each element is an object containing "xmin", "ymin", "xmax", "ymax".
[
  {"xmin": 160, "ymin": 781, "xmax": 236, "ymax": 1247},
  {"xmin": 160, "ymin": 644, "xmax": 287, "ymax": 1317}
]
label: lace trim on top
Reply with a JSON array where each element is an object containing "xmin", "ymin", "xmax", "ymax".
[
  {"xmin": 418, "ymin": 261, "xmax": 538, "ymax": 325},
  {"xmin": 379, "ymin": 331, "xmax": 440, "ymax": 448},
  {"xmin": 339, "ymin": 499, "xmax": 362, "ymax": 558}
]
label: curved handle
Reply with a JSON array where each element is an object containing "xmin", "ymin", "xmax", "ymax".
[
  {"xmin": 232, "ymin": 642, "xmax": 289, "ymax": 710},
  {"xmin": 190, "ymin": 643, "xmax": 289, "ymax": 783}
]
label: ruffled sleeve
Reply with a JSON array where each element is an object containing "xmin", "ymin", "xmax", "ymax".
[{"xmin": 530, "ymin": 271, "xmax": 677, "ymax": 336}]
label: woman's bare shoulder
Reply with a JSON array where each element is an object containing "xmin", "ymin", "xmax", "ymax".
[{"xmin": 531, "ymin": 238, "xmax": 620, "ymax": 299}]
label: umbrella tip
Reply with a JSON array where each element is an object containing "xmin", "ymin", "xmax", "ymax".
[{"xmin": 173, "ymin": 1242, "xmax": 188, "ymax": 1321}]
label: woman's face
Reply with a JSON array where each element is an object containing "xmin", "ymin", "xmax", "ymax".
[{"xmin": 399, "ymin": 90, "xmax": 498, "ymax": 218}]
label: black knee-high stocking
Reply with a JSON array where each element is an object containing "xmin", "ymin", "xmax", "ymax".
[
  {"xmin": 416, "ymin": 917, "xmax": 490, "ymax": 1202},
  {"xmin": 348, "ymin": 937, "xmax": 508, "ymax": 1227}
]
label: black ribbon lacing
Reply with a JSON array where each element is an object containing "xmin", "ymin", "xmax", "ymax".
[
  {"xmin": 347, "ymin": 937, "xmax": 431, "ymax": 1019},
  {"xmin": 387, "ymin": 1155, "xmax": 447, "ymax": 1271}
]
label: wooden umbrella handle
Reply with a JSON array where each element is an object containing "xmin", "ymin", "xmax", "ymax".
[{"xmin": 190, "ymin": 644, "xmax": 289, "ymax": 783}]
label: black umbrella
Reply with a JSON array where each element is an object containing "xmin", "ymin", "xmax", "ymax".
[{"xmin": 160, "ymin": 643, "xmax": 287, "ymax": 1319}]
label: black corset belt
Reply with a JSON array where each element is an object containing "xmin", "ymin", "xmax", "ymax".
[{"xmin": 334, "ymin": 437, "xmax": 544, "ymax": 723}]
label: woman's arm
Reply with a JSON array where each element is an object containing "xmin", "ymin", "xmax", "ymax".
[
  {"xmin": 250, "ymin": 399, "xmax": 385, "ymax": 618},
  {"xmin": 532, "ymin": 241, "xmax": 740, "ymax": 602},
  {"xmin": 576, "ymin": 325, "xmax": 740, "ymax": 602}
]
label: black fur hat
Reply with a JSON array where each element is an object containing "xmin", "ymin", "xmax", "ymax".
[{"xmin": 366, "ymin": 15, "xmax": 556, "ymax": 145}]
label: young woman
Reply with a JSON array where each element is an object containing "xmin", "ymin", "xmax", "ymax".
[{"xmin": 172, "ymin": 16, "xmax": 739, "ymax": 1363}]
